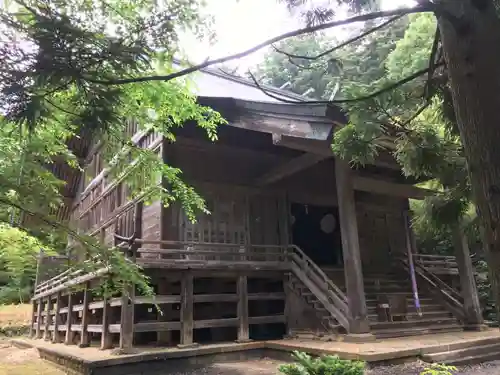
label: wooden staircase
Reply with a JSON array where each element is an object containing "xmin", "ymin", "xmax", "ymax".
[
  {"xmin": 287, "ymin": 273, "xmax": 343, "ymax": 333},
  {"xmin": 286, "ymin": 245, "xmax": 350, "ymax": 337},
  {"xmin": 285, "ymin": 247, "xmax": 466, "ymax": 340},
  {"xmin": 362, "ymin": 273, "xmax": 463, "ymax": 338}
]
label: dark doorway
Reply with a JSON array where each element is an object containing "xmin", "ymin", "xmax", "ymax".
[{"xmin": 291, "ymin": 203, "xmax": 343, "ymax": 266}]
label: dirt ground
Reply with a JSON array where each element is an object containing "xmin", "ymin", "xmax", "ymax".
[
  {"xmin": 2, "ymin": 342, "xmax": 500, "ymax": 375},
  {"xmin": 0, "ymin": 341, "xmax": 65, "ymax": 375}
]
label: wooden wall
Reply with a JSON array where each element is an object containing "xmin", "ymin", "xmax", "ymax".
[{"xmin": 71, "ymin": 121, "xmax": 411, "ymax": 275}]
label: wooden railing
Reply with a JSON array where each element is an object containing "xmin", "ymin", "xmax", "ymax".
[
  {"xmin": 412, "ymin": 254, "xmax": 459, "ymax": 275},
  {"xmin": 135, "ymin": 240, "xmax": 289, "ymax": 269},
  {"xmin": 399, "ymin": 258, "xmax": 465, "ymax": 321},
  {"xmin": 288, "ymin": 245, "xmax": 350, "ymax": 331}
]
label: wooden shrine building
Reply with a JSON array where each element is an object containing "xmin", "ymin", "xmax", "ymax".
[{"xmin": 30, "ymin": 66, "xmax": 484, "ymax": 351}]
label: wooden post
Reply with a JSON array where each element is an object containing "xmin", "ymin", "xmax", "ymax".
[
  {"xmin": 157, "ymin": 278, "xmax": 172, "ymax": 346},
  {"xmin": 52, "ymin": 292, "xmax": 62, "ymax": 343},
  {"xmin": 79, "ymin": 282, "xmax": 90, "ymax": 347},
  {"xmin": 35, "ymin": 299, "xmax": 43, "ymax": 339},
  {"xmin": 118, "ymin": 202, "xmax": 142, "ymax": 352},
  {"xmin": 100, "ymin": 297, "xmax": 113, "ymax": 350},
  {"xmin": 236, "ymin": 275, "xmax": 250, "ymax": 342},
  {"xmin": 335, "ymin": 160, "xmax": 374, "ymax": 341},
  {"xmin": 178, "ymin": 272, "xmax": 196, "ymax": 348},
  {"xmin": 452, "ymin": 225, "xmax": 484, "ymax": 329},
  {"xmin": 30, "ymin": 300, "xmax": 37, "ymax": 338},
  {"xmin": 43, "ymin": 296, "xmax": 53, "ymax": 341},
  {"xmin": 65, "ymin": 293, "xmax": 74, "ymax": 345},
  {"xmin": 119, "ymin": 285, "xmax": 135, "ymax": 351}
]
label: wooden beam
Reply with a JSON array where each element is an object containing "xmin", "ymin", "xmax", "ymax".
[
  {"xmin": 156, "ymin": 278, "xmax": 173, "ymax": 345},
  {"xmin": 119, "ymin": 285, "xmax": 135, "ymax": 351},
  {"xmin": 236, "ymin": 276, "xmax": 250, "ymax": 342},
  {"xmin": 52, "ymin": 292, "xmax": 62, "ymax": 343},
  {"xmin": 452, "ymin": 225, "xmax": 484, "ymax": 329},
  {"xmin": 79, "ymin": 283, "xmax": 90, "ymax": 348},
  {"xmin": 35, "ymin": 300, "xmax": 43, "ymax": 339},
  {"xmin": 178, "ymin": 272, "xmax": 195, "ymax": 348},
  {"xmin": 352, "ymin": 176, "xmax": 434, "ymax": 200},
  {"xmin": 335, "ymin": 161, "xmax": 373, "ymax": 338},
  {"xmin": 255, "ymin": 153, "xmax": 327, "ymax": 186},
  {"xmin": 100, "ymin": 298, "xmax": 113, "ymax": 350},
  {"xmin": 30, "ymin": 300, "xmax": 36, "ymax": 338},
  {"xmin": 64, "ymin": 293, "xmax": 74, "ymax": 345},
  {"xmin": 273, "ymin": 134, "xmax": 401, "ymax": 170},
  {"xmin": 43, "ymin": 297, "xmax": 53, "ymax": 341}
]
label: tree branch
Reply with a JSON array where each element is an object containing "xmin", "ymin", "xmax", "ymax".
[
  {"xmin": 85, "ymin": 5, "xmax": 434, "ymax": 86},
  {"xmin": 247, "ymin": 61, "xmax": 444, "ymax": 106},
  {"xmin": 271, "ymin": 15, "xmax": 405, "ymax": 61},
  {"xmin": 424, "ymin": 26, "xmax": 441, "ymax": 99}
]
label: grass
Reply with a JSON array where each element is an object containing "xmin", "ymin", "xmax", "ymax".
[
  {"xmin": 0, "ymin": 304, "xmax": 31, "ymax": 336},
  {"xmin": 0, "ymin": 359, "xmax": 67, "ymax": 375},
  {"xmin": 0, "ymin": 304, "xmax": 31, "ymax": 327}
]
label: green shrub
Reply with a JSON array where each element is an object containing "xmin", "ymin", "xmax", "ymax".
[
  {"xmin": 420, "ymin": 364, "xmax": 457, "ymax": 375},
  {"xmin": 279, "ymin": 351, "xmax": 365, "ymax": 375}
]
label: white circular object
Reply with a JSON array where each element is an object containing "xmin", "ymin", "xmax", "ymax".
[{"xmin": 320, "ymin": 214, "xmax": 336, "ymax": 234}]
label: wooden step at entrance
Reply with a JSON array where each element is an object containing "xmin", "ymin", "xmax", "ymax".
[
  {"xmin": 368, "ymin": 310, "xmax": 452, "ymax": 322},
  {"xmin": 373, "ymin": 323, "xmax": 463, "ymax": 339},
  {"xmin": 367, "ymin": 303, "xmax": 446, "ymax": 313},
  {"xmin": 371, "ymin": 317, "xmax": 458, "ymax": 331}
]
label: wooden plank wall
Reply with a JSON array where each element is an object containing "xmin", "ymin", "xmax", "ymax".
[{"xmin": 71, "ymin": 129, "xmax": 163, "ymax": 244}]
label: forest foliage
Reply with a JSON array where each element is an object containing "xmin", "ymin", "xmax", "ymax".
[{"xmin": 2, "ymin": 0, "xmax": 500, "ymax": 309}]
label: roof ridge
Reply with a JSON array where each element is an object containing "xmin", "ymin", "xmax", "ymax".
[{"xmin": 172, "ymin": 58, "xmax": 307, "ymax": 102}]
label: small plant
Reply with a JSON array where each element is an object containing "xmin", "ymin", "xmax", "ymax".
[
  {"xmin": 420, "ymin": 363, "xmax": 457, "ymax": 375},
  {"xmin": 279, "ymin": 351, "xmax": 365, "ymax": 375}
]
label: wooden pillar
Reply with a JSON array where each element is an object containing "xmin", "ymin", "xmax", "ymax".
[
  {"xmin": 236, "ymin": 275, "xmax": 250, "ymax": 342},
  {"xmin": 30, "ymin": 300, "xmax": 37, "ymax": 338},
  {"xmin": 119, "ymin": 285, "xmax": 135, "ymax": 351},
  {"xmin": 178, "ymin": 272, "xmax": 195, "ymax": 348},
  {"xmin": 157, "ymin": 278, "xmax": 172, "ymax": 346},
  {"xmin": 52, "ymin": 292, "xmax": 62, "ymax": 343},
  {"xmin": 65, "ymin": 293, "xmax": 74, "ymax": 345},
  {"xmin": 100, "ymin": 298, "xmax": 113, "ymax": 350},
  {"xmin": 452, "ymin": 225, "xmax": 484, "ymax": 329},
  {"xmin": 35, "ymin": 299, "xmax": 43, "ymax": 339},
  {"xmin": 79, "ymin": 282, "xmax": 90, "ymax": 347},
  {"xmin": 43, "ymin": 296, "xmax": 53, "ymax": 341},
  {"xmin": 335, "ymin": 160, "xmax": 373, "ymax": 340}
]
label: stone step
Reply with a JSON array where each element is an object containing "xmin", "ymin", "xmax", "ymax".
[
  {"xmin": 442, "ymin": 349, "xmax": 500, "ymax": 366},
  {"xmin": 373, "ymin": 323, "xmax": 463, "ymax": 339},
  {"xmin": 423, "ymin": 342, "xmax": 500, "ymax": 364},
  {"xmin": 371, "ymin": 317, "xmax": 458, "ymax": 330},
  {"xmin": 367, "ymin": 304, "xmax": 447, "ymax": 313}
]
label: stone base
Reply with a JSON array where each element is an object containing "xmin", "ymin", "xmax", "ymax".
[
  {"xmin": 235, "ymin": 338, "xmax": 253, "ymax": 343},
  {"xmin": 177, "ymin": 342, "xmax": 199, "ymax": 349},
  {"xmin": 464, "ymin": 324, "xmax": 489, "ymax": 332},
  {"xmin": 343, "ymin": 333, "xmax": 376, "ymax": 343},
  {"xmin": 77, "ymin": 343, "xmax": 90, "ymax": 348},
  {"xmin": 110, "ymin": 347, "xmax": 141, "ymax": 356}
]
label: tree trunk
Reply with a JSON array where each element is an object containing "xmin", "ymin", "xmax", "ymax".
[{"xmin": 437, "ymin": 0, "xmax": 500, "ymax": 319}]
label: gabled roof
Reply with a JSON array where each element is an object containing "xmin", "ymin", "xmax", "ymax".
[{"xmin": 176, "ymin": 62, "xmax": 346, "ymax": 141}]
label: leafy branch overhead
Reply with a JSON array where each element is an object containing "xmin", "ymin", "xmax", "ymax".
[{"xmin": 0, "ymin": 0, "xmax": 225, "ymax": 293}]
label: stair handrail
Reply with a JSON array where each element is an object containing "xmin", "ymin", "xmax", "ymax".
[
  {"xmin": 398, "ymin": 258, "xmax": 465, "ymax": 320},
  {"xmin": 413, "ymin": 254, "xmax": 459, "ymax": 275},
  {"xmin": 288, "ymin": 244, "xmax": 349, "ymax": 314},
  {"xmin": 411, "ymin": 256, "xmax": 463, "ymax": 303}
]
